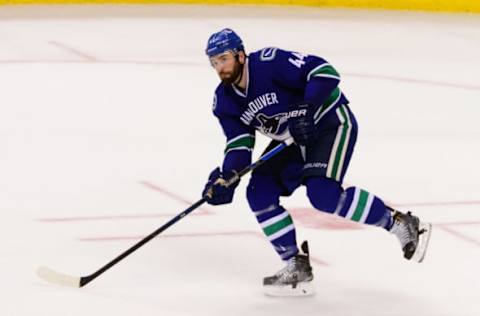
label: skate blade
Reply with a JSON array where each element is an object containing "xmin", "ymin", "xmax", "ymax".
[
  {"xmin": 264, "ymin": 281, "xmax": 315, "ymax": 297},
  {"xmin": 411, "ymin": 222, "xmax": 432, "ymax": 263}
]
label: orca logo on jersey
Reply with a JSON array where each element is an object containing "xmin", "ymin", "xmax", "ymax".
[{"xmin": 256, "ymin": 113, "xmax": 287, "ymax": 134}]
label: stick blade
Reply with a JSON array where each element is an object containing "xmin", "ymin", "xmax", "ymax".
[{"xmin": 36, "ymin": 265, "xmax": 81, "ymax": 288}]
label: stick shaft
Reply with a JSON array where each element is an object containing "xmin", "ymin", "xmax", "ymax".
[{"xmin": 79, "ymin": 139, "xmax": 292, "ymax": 287}]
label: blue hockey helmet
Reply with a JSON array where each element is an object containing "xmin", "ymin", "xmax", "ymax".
[{"xmin": 205, "ymin": 28, "xmax": 244, "ymax": 58}]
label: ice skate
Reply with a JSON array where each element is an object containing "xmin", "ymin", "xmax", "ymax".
[
  {"xmin": 263, "ymin": 241, "xmax": 315, "ymax": 297},
  {"xmin": 389, "ymin": 210, "xmax": 432, "ymax": 262}
]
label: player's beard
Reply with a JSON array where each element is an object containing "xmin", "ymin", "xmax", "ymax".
[{"xmin": 220, "ymin": 61, "xmax": 244, "ymax": 85}]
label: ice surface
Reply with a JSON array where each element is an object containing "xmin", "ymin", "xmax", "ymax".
[{"xmin": 1, "ymin": 5, "xmax": 479, "ymax": 316}]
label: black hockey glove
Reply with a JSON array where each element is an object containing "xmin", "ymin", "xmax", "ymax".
[
  {"xmin": 287, "ymin": 102, "xmax": 319, "ymax": 146},
  {"xmin": 202, "ymin": 167, "xmax": 239, "ymax": 205}
]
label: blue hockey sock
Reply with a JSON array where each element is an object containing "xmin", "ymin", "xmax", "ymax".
[
  {"xmin": 248, "ymin": 174, "xmax": 299, "ymax": 261},
  {"xmin": 336, "ymin": 187, "xmax": 393, "ymax": 229},
  {"xmin": 306, "ymin": 177, "xmax": 393, "ymax": 229},
  {"xmin": 254, "ymin": 205, "xmax": 299, "ymax": 261}
]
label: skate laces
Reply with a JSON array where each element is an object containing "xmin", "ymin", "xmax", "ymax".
[
  {"xmin": 275, "ymin": 256, "xmax": 300, "ymax": 282},
  {"xmin": 391, "ymin": 212, "xmax": 416, "ymax": 247}
]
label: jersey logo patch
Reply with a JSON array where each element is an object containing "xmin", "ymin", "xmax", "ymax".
[
  {"xmin": 212, "ymin": 93, "xmax": 217, "ymax": 111},
  {"xmin": 256, "ymin": 113, "xmax": 287, "ymax": 134},
  {"xmin": 260, "ymin": 47, "xmax": 278, "ymax": 61}
]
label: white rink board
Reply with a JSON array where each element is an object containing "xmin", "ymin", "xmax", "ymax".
[{"xmin": 1, "ymin": 5, "xmax": 479, "ymax": 316}]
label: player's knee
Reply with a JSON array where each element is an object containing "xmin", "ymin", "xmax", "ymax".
[
  {"xmin": 305, "ymin": 177, "xmax": 342, "ymax": 213},
  {"xmin": 247, "ymin": 174, "xmax": 281, "ymax": 212}
]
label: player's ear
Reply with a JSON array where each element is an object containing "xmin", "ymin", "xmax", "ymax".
[{"xmin": 238, "ymin": 51, "xmax": 246, "ymax": 64}]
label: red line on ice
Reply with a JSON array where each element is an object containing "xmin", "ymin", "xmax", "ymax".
[
  {"xmin": 0, "ymin": 59, "xmax": 201, "ymax": 66},
  {"xmin": 48, "ymin": 41, "xmax": 97, "ymax": 62},
  {"xmin": 37, "ymin": 212, "xmax": 210, "ymax": 223},
  {"xmin": 1, "ymin": 58, "xmax": 479, "ymax": 91},
  {"xmin": 290, "ymin": 207, "xmax": 364, "ymax": 230},
  {"xmin": 344, "ymin": 72, "xmax": 480, "ymax": 91},
  {"xmin": 79, "ymin": 231, "xmax": 260, "ymax": 241},
  {"xmin": 78, "ymin": 230, "xmax": 329, "ymax": 266},
  {"xmin": 434, "ymin": 221, "xmax": 480, "ymax": 226},
  {"xmin": 36, "ymin": 181, "xmax": 213, "ymax": 222},
  {"xmin": 436, "ymin": 225, "xmax": 480, "ymax": 248},
  {"xmin": 390, "ymin": 200, "xmax": 480, "ymax": 208},
  {"xmin": 139, "ymin": 181, "xmax": 213, "ymax": 215}
]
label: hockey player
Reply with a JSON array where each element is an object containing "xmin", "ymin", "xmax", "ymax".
[{"xmin": 201, "ymin": 28, "xmax": 432, "ymax": 296}]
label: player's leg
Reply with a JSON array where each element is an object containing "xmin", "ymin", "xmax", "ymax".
[
  {"xmin": 306, "ymin": 177, "xmax": 393, "ymax": 229},
  {"xmin": 304, "ymin": 104, "xmax": 431, "ymax": 262},
  {"xmin": 246, "ymin": 141, "xmax": 303, "ymax": 261},
  {"xmin": 303, "ymin": 104, "xmax": 393, "ymax": 229},
  {"xmin": 247, "ymin": 141, "xmax": 314, "ymax": 295},
  {"xmin": 247, "ymin": 172, "xmax": 298, "ymax": 261}
]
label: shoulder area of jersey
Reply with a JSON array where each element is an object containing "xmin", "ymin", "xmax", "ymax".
[
  {"xmin": 250, "ymin": 47, "xmax": 290, "ymax": 62},
  {"xmin": 211, "ymin": 85, "xmax": 238, "ymax": 117}
]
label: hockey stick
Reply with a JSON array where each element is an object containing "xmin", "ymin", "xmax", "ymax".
[{"xmin": 37, "ymin": 138, "xmax": 294, "ymax": 288}]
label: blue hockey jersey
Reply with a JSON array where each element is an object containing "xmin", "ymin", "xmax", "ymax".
[{"xmin": 212, "ymin": 47, "xmax": 349, "ymax": 173}]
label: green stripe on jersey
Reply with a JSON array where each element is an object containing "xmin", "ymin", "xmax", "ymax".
[
  {"xmin": 323, "ymin": 87, "xmax": 340, "ymax": 107},
  {"xmin": 308, "ymin": 64, "xmax": 340, "ymax": 81},
  {"xmin": 224, "ymin": 135, "xmax": 255, "ymax": 154},
  {"xmin": 314, "ymin": 87, "xmax": 341, "ymax": 122},
  {"xmin": 263, "ymin": 215, "xmax": 293, "ymax": 236},
  {"xmin": 351, "ymin": 190, "xmax": 369, "ymax": 222},
  {"xmin": 330, "ymin": 105, "xmax": 350, "ymax": 180}
]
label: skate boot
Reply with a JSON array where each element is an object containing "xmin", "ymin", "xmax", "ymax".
[
  {"xmin": 389, "ymin": 210, "xmax": 432, "ymax": 262},
  {"xmin": 263, "ymin": 241, "xmax": 315, "ymax": 297}
]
